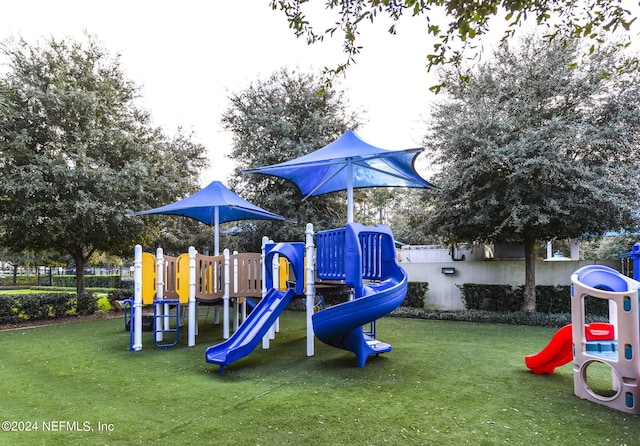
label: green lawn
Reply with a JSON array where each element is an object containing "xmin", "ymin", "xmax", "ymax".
[{"xmin": 1, "ymin": 311, "xmax": 639, "ymax": 445}]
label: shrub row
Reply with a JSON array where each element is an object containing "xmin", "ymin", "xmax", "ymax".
[
  {"xmin": 50, "ymin": 275, "xmax": 121, "ymax": 288},
  {"xmin": 390, "ymin": 308, "xmax": 608, "ymax": 327},
  {"xmin": 460, "ymin": 283, "xmax": 609, "ymax": 316},
  {"xmin": 0, "ymin": 293, "xmax": 99, "ymax": 324}
]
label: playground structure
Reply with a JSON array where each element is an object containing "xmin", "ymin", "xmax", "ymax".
[
  {"xmin": 128, "ymin": 222, "xmax": 408, "ymax": 371},
  {"xmin": 526, "ymin": 243, "xmax": 640, "ymax": 414},
  {"xmin": 126, "ymin": 245, "xmax": 272, "ymax": 351}
]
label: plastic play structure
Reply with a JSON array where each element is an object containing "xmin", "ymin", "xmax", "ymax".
[
  {"xmin": 310, "ymin": 224, "xmax": 407, "ymax": 368},
  {"xmin": 128, "ymin": 222, "xmax": 408, "ymax": 372},
  {"xmin": 205, "ymin": 222, "xmax": 407, "ymax": 371},
  {"xmin": 124, "ymin": 246, "xmax": 266, "ymax": 350},
  {"xmin": 525, "ymin": 247, "xmax": 640, "ymax": 414}
]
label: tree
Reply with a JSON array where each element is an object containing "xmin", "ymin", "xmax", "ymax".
[
  {"xmin": 423, "ymin": 34, "xmax": 640, "ymax": 312},
  {"xmin": 271, "ymin": 0, "xmax": 637, "ymax": 89},
  {"xmin": 0, "ymin": 35, "xmax": 207, "ymax": 294},
  {"xmin": 222, "ymin": 68, "xmax": 360, "ymax": 250},
  {"xmin": 0, "ymin": 82, "xmax": 9, "ymax": 117}
]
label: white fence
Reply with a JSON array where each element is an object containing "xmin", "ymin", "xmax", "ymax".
[{"xmin": 400, "ymin": 246, "xmax": 620, "ymax": 310}]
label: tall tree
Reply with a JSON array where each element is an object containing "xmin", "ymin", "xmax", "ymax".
[
  {"xmin": 423, "ymin": 34, "xmax": 640, "ymax": 312},
  {"xmin": 222, "ymin": 68, "xmax": 360, "ymax": 250},
  {"xmin": 272, "ymin": 1, "xmax": 637, "ymax": 88},
  {"xmin": 0, "ymin": 35, "xmax": 207, "ymax": 294}
]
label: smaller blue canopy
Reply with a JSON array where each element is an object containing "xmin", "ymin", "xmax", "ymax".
[{"xmin": 127, "ymin": 181, "xmax": 288, "ymax": 254}]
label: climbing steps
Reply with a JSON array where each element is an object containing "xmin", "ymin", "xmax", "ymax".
[{"xmin": 153, "ymin": 299, "xmax": 180, "ymax": 348}]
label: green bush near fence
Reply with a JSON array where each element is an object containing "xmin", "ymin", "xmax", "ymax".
[
  {"xmin": 50, "ymin": 275, "xmax": 121, "ymax": 288},
  {"xmin": 460, "ymin": 283, "xmax": 609, "ymax": 316},
  {"xmin": 0, "ymin": 292, "xmax": 99, "ymax": 324},
  {"xmin": 403, "ymin": 282, "xmax": 429, "ymax": 308}
]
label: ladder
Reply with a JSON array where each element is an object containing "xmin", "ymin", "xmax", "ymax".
[{"xmin": 153, "ymin": 299, "xmax": 180, "ymax": 348}]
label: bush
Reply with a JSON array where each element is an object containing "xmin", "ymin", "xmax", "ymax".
[
  {"xmin": 403, "ymin": 282, "xmax": 429, "ymax": 308},
  {"xmin": 76, "ymin": 293, "xmax": 99, "ymax": 315},
  {"xmin": 0, "ymin": 296, "xmax": 19, "ymax": 324},
  {"xmin": 460, "ymin": 283, "xmax": 610, "ymax": 317},
  {"xmin": 460, "ymin": 284, "xmax": 520, "ymax": 311},
  {"xmin": 17, "ymin": 295, "xmax": 53, "ymax": 320},
  {"xmin": 530, "ymin": 285, "xmax": 571, "ymax": 313},
  {"xmin": 0, "ymin": 292, "xmax": 99, "ymax": 324},
  {"xmin": 14, "ymin": 293, "xmax": 75, "ymax": 320},
  {"xmin": 390, "ymin": 308, "xmax": 609, "ymax": 327},
  {"xmin": 43, "ymin": 293, "xmax": 75, "ymax": 318},
  {"xmin": 51, "ymin": 275, "xmax": 121, "ymax": 288}
]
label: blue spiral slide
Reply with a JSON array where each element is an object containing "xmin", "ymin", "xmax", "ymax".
[
  {"xmin": 312, "ymin": 223, "xmax": 408, "ymax": 367},
  {"xmin": 205, "ymin": 242, "xmax": 305, "ymax": 373}
]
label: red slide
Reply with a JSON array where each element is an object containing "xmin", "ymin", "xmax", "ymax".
[{"xmin": 525, "ymin": 324, "xmax": 574, "ymax": 375}]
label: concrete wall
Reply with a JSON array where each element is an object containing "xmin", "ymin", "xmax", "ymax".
[{"xmin": 401, "ymin": 259, "xmax": 620, "ymax": 310}]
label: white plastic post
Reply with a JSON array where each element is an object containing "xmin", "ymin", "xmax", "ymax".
[
  {"xmin": 223, "ymin": 249, "xmax": 231, "ymax": 339},
  {"xmin": 570, "ymin": 238, "xmax": 580, "ymax": 260},
  {"xmin": 233, "ymin": 252, "xmax": 239, "ymax": 332},
  {"xmin": 156, "ymin": 248, "xmax": 165, "ymax": 343},
  {"xmin": 241, "ymin": 298, "xmax": 247, "ymax": 323},
  {"xmin": 272, "ymin": 253, "xmax": 280, "ymax": 337},
  {"xmin": 188, "ymin": 246, "xmax": 196, "ymax": 347},
  {"xmin": 236, "ymin": 250, "xmax": 248, "ymax": 324},
  {"xmin": 214, "ymin": 206, "xmax": 220, "ymax": 256},
  {"xmin": 305, "ymin": 223, "xmax": 315, "ymax": 357},
  {"xmin": 133, "ymin": 245, "xmax": 143, "ymax": 351}
]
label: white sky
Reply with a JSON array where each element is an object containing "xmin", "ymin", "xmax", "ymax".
[
  {"xmin": 0, "ymin": 0, "xmax": 445, "ymax": 186},
  {"xmin": 2, "ymin": 1, "xmax": 638, "ymax": 187}
]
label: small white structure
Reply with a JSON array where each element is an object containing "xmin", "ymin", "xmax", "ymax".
[{"xmin": 571, "ymin": 265, "xmax": 640, "ymax": 414}]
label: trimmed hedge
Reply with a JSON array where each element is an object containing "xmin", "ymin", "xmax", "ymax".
[
  {"xmin": 76, "ymin": 293, "xmax": 99, "ymax": 315},
  {"xmin": 0, "ymin": 292, "xmax": 98, "ymax": 324},
  {"xmin": 459, "ymin": 283, "xmax": 609, "ymax": 316},
  {"xmin": 459, "ymin": 284, "xmax": 517, "ymax": 312},
  {"xmin": 390, "ymin": 307, "xmax": 609, "ymax": 327},
  {"xmin": 0, "ymin": 296, "xmax": 19, "ymax": 324},
  {"xmin": 51, "ymin": 275, "xmax": 121, "ymax": 288},
  {"xmin": 403, "ymin": 282, "xmax": 429, "ymax": 308}
]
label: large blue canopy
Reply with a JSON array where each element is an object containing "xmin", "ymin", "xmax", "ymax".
[
  {"xmin": 127, "ymin": 181, "xmax": 287, "ymax": 254},
  {"xmin": 243, "ymin": 130, "xmax": 435, "ymax": 222}
]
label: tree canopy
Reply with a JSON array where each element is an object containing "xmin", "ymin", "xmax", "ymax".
[
  {"xmin": 271, "ymin": 0, "xmax": 638, "ymax": 90},
  {"xmin": 222, "ymin": 68, "xmax": 360, "ymax": 249},
  {"xmin": 423, "ymin": 33, "xmax": 640, "ymax": 311},
  {"xmin": 0, "ymin": 35, "xmax": 207, "ymax": 293}
]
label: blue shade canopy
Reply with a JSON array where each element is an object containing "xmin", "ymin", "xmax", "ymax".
[
  {"xmin": 127, "ymin": 181, "xmax": 288, "ymax": 255},
  {"xmin": 243, "ymin": 130, "xmax": 435, "ymax": 222}
]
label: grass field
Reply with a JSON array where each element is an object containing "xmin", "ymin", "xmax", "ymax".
[{"xmin": 1, "ymin": 311, "xmax": 639, "ymax": 445}]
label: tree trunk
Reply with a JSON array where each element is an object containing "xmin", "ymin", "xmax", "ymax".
[
  {"xmin": 73, "ymin": 251, "xmax": 86, "ymax": 296},
  {"xmin": 522, "ymin": 236, "xmax": 537, "ymax": 313}
]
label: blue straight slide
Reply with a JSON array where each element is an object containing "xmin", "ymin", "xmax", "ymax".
[
  {"xmin": 205, "ymin": 241, "xmax": 305, "ymax": 373},
  {"xmin": 312, "ymin": 223, "xmax": 408, "ymax": 367},
  {"xmin": 205, "ymin": 287, "xmax": 296, "ymax": 372}
]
